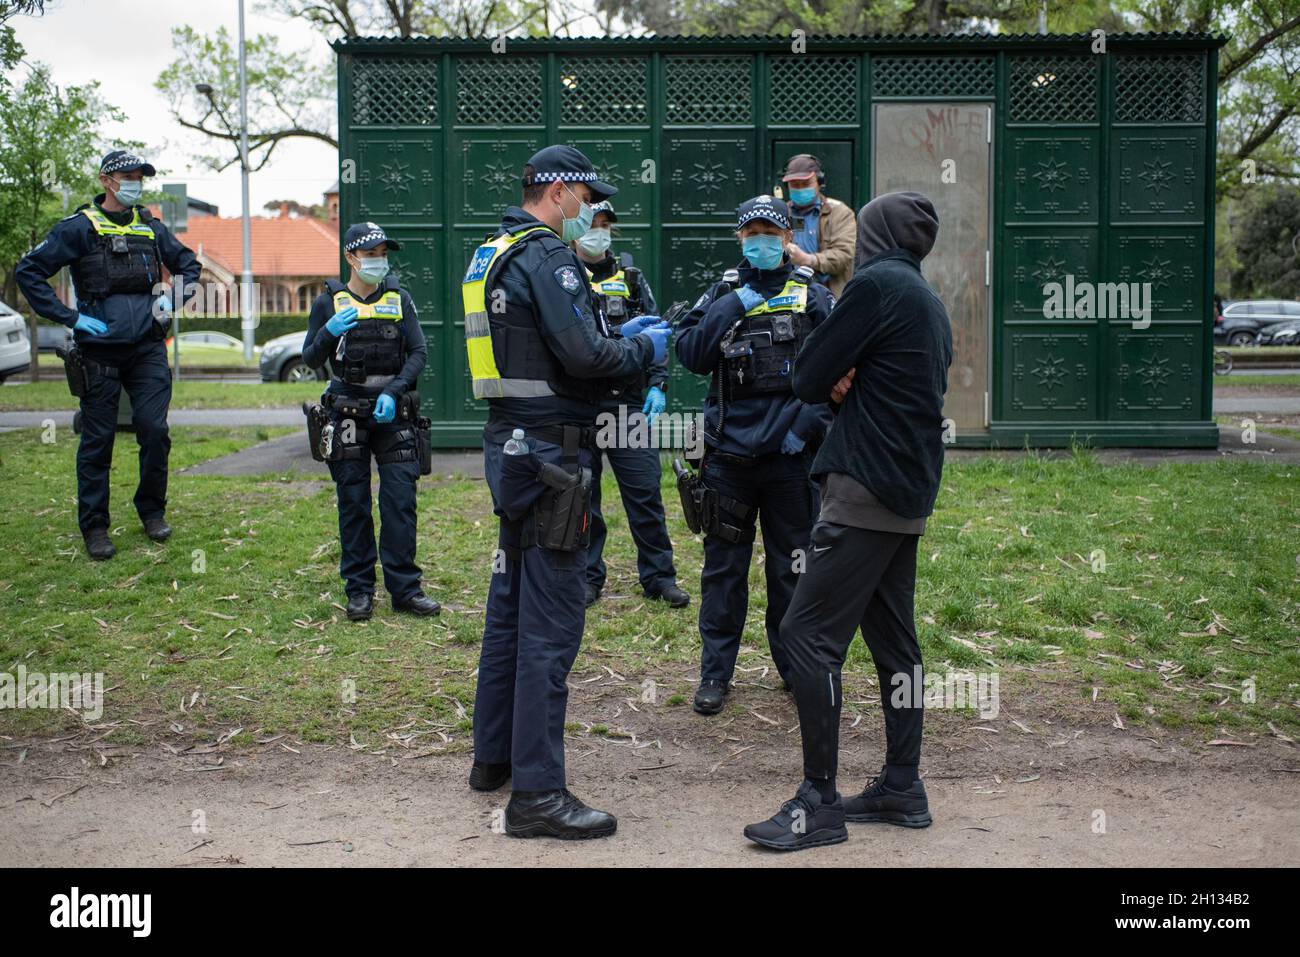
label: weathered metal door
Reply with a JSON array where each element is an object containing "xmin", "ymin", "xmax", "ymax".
[{"xmin": 872, "ymin": 102, "xmax": 992, "ymax": 433}]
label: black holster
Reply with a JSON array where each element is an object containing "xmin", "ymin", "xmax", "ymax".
[
  {"xmin": 673, "ymin": 458, "xmax": 704, "ymax": 534},
  {"xmin": 303, "ymin": 401, "xmax": 330, "ymax": 461},
  {"xmin": 679, "ymin": 455, "xmax": 756, "ymax": 544},
  {"xmin": 415, "ymin": 416, "xmax": 432, "ymax": 475},
  {"xmin": 522, "ymin": 425, "xmax": 591, "ymax": 552},
  {"xmin": 56, "ymin": 345, "xmax": 89, "ymax": 397}
]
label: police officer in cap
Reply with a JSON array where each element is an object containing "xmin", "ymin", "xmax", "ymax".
[
  {"xmin": 573, "ymin": 200, "xmax": 689, "ymax": 610},
  {"xmin": 16, "ymin": 150, "xmax": 200, "ymax": 560},
  {"xmin": 675, "ymin": 195, "xmax": 834, "ymax": 716},
  {"xmin": 302, "ymin": 222, "xmax": 439, "ymax": 621},
  {"xmin": 462, "ymin": 145, "xmax": 671, "ymax": 839}
]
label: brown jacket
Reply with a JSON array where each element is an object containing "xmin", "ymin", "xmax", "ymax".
[{"xmin": 806, "ymin": 195, "xmax": 857, "ymax": 297}]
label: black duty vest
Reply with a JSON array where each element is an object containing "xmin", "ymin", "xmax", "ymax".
[
  {"xmin": 711, "ymin": 265, "xmax": 815, "ymax": 401},
  {"xmin": 325, "ymin": 276, "xmax": 406, "ymax": 390},
  {"xmin": 70, "ymin": 205, "xmax": 163, "ymax": 301}
]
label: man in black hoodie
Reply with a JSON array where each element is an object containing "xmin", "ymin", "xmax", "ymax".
[{"xmin": 743, "ymin": 192, "xmax": 952, "ymax": 851}]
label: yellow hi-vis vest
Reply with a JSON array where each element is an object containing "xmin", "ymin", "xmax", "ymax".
[
  {"xmin": 461, "ymin": 225, "xmax": 554, "ymax": 400},
  {"xmin": 330, "ymin": 286, "xmax": 403, "ymax": 320},
  {"xmin": 589, "ymin": 269, "xmax": 630, "ymax": 299},
  {"xmin": 79, "ymin": 206, "xmax": 158, "ymax": 240},
  {"xmin": 742, "ymin": 276, "xmax": 809, "ymax": 318}
]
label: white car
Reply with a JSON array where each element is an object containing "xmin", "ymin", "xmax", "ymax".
[{"xmin": 0, "ymin": 300, "xmax": 32, "ymax": 383}]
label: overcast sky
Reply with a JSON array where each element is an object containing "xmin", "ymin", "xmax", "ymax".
[{"xmin": 13, "ymin": 0, "xmax": 339, "ymax": 215}]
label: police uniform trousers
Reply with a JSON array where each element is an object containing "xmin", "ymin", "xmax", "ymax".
[
  {"xmin": 474, "ymin": 434, "xmax": 590, "ymax": 792},
  {"xmin": 586, "ymin": 400, "xmax": 676, "ymax": 594},
  {"xmin": 697, "ymin": 449, "xmax": 817, "ymax": 685},
  {"xmin": 780, "ymin": 523, "xmax": 924, "ymax": 784},
  {"xmin": 76, "ymin": 338, "xmax": 172, "ymax": 535},
  {"xmin": 326, "ymin": 411, "xmax": 422, "ymax": 602}
]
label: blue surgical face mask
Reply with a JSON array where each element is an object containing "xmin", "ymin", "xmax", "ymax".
[
  {"xmin": 112, "ymin": 178, "xmax": 143, "ymax": 205},
  {"xmin": 742, "ymin": 234, "xmax": 785, "ymax": 271},
  {"xmin": 577, "ymin": 227, "xmax": 611, "ymax": 257},
  {"xmin": 354, "ymin": 256, "xmax": 389, "ymax": 283},
  {"xmin": 789, "ymin": 186, "xmax": 816, "ymax": 206},
  {"xmin": 558, "ymin": 185, "xmax": 594, "ymax": 244}
]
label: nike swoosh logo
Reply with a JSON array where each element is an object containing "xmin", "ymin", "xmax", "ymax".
[{"xmin": 812, "ymin": 545, "xmax": 831, "ymax": 553}]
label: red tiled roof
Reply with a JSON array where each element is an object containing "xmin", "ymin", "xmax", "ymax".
[{"xmin": 174, "ymin": 216, "xmax": 340, "ymax": 278}]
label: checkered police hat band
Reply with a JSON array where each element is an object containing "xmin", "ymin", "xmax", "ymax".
[
  {"xmin": 346, "ymin": 229, "xmax": 387, "ymax": 251},
  {"xmin": 527, "ymin": 171, "xmax": 598, "ymax": 184},
  {"xmin": 738, "ymin": 207, "xmax": 789, "ymax": 229},
  {"xmin": 102, "ymin": 154, "xmax": 144, "ymax": 173}
]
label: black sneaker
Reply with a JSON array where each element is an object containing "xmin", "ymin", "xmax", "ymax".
[
  {"xmin": 843, "ymin": 770, "xmax": 933, "ymax": 828},
  {"xmin": 743, "ymin": 780, "xmax": 847, "ymax": 852},
  {"xmin": 83, "ymin": 526, "xmax": 115, "ymax": 561},
  {"xmin": 468, "ymin": 760, "xmax": 511, "ymax": 792},
  {"xmin": 142, "ymin": 517, "xmax": 172, "ymax": 542},
  {"xmin": 505, "ymin": 789, "xmax": 617, "ymax": 840},
  {"xmin": 645, "ymin": 582, "xmax": 690, "ymax": 608},
  {"xmin": 584, "ymin": 583, "xmax": 602, "ymax": 607},
  {"xmin": 693, "ymin": 678, "xmax": 727, "ymax": 715},
  {"xmin": 346, "ymin": 593, "xmax": 374, "ymax": 621}
]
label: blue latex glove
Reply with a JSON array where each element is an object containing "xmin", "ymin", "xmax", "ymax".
[
  {"xmin": 641, "ymin": 385, "xmax": 667, "ymax": 425},
  {"xmin": 781, "ymin": 429, "xmax": 806, "ymax": 455},
  {"xmin": 735, "ymin": 286, "xmax": 766, "ymax": 311},
  {"xmin": 620, "ymin": 314, "xmax": 662, "ymax": 338},
  {"xmin": 640, "ymin": 324, "xmax": 671, "ymax": 365},
  {"xmin": 157, "ymin": 294, "xmax": 173, "ymax": 313},
  {"xmin": 326, "ymin": 305, "xmax": 359, "ymax": 337},
  {"xmin": 74, "ymin": 314, "xmax": 107, "ymax": 336},
  {"xmin": 373, "ymin": 393, "xmax": 396, "ymax": 423}
]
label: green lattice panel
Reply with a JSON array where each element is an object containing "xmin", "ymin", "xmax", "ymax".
[
  {"xmin": 1007, "ymin": 131, "xmax": 1099, "ymax": 220},
  {"xmin": 559, "ymin": 56, "xmax": 649, "ymax": 125},
  {"xmin": 872, "ymin": 55, "xmax": 994, "ymax": 98},
  {"xmin": 664, "ymin": 133, "xmax": 754, "ymax": 220},
  {"xmin": 1113, "ymin": 53, "xmax": 1205, "ymax": 124},
  {"xmin": 605, "ymin": 229, "xmax": 652, "ymax": 280},
  {"xmin": 664, "ymin": 55, "xmax": 752, "ymax": 124},
  {"xmin": 456, "ymin": 134, "xmax": 544, "ymax": 222},
  {"xmin": 1003, "ymin": 329, "xmax": 1097, "ymax": 419},
  {"xmin": 564, "ymin": 133, "xmax": 652, "ymax": 221},
  {"xmin": 1106, "ymin": 329, "xmax": 1200, "ymax": 419},
  {"xmin": 354, "ymin": 133, "xmax": 442, "ymax": 221},
  {"xmin": 456, "ymin": 56, "xmax": 543, "ymax": 125},
  {"xmin": 1112, "ymin": 230, "xmax": 1203, "ymax": 321},
  {"xmin": 351, "ymin": 56, "xmax": 438, "ymax": 126},
  {"xmin": 1111, "ymin": 133, "xmax": 1205, "ymax": 222},
  {"xmin": 1008, "ymin": 55, "xmax": 1098, "ymax": 123},
  {"xmin": 1005, "ymin": 230, "xmax": 1099, "ymax": 316},
  {"xmin": 769, "ymin": 56, "xmax": 859, "ymax": 123}
]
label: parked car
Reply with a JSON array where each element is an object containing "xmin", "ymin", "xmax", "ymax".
[
  {"xmin": 1257, "ymin": 319, "xmax": 1300, "ymax": 347},
  {"xmin": 36, "ymin": 321, "xmax": 73, "ymax": 354},
  {"xmin": 1214, "ymin": 299, "xmax": 1300, "ymax": 346},
  {"xmin": 164, "ymin": 330, "xmax": 258, "ymax": 353},
  {"xmin": 0, "ymin": 300, "xmax": 32, "ymax": 383},
  {"xmin": 259, "ymin": 330, "xmax": 325, "ymax": 382}
]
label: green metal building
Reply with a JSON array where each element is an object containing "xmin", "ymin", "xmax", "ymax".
[{"xmin": 331, "ymin": 32, "xmax": 1224, "ymax": 447}]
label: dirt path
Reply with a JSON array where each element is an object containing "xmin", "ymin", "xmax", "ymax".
[{"xmin": 3, "ymin": 677, "xmax": 1297, "ymax": 867}]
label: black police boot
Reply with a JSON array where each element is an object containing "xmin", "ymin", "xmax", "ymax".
[
  {"xmin": 143, "ymin": 517, "xmax": 172, "ymax": 542},
  {"xmin": 645, "ymin": 582, "xmax": 690, "ymax": 608},
  {"xmin": 83, "ymin": 527, "xmax": 115, "ymax": 561},
  {"xmin": 744, "ymin": 780, "xmax": 848, "ymax": 852},
  {"xmin": 394, "ymin": 592, "xmax": 441, "ymax": 617},
  {"xmin": 584, "ymin": 583, "xmax": 602, "ymax": 607},
  {"xmin": 346, "ymin": 593, "xmax": 374, "ymax": 621},
  {"xmin": 843, "ymin": 769, "xmax": 933, "ymax": 828},
  {"xmin": 469, "ymin": 760, "xmax": 511, "ymax": 792},
  {"xmin": 505, "ymin": 789, "xmax": 617, "ymax": 840},
  {"xmin": 693, "ymin": 678, "xmax": 728, "ymax": 715}
]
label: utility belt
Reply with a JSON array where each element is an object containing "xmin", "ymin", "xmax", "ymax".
[
  {"xmin": 498, "ymin": 424, "xmax": 593, "ymax": 557},
  {"xmin": 671, "ymin": 455, "xmax": 756, "ymax": 545},
  {"xmin": 303, "ymin": 391, "xmax": 431, "ymax": 474}
]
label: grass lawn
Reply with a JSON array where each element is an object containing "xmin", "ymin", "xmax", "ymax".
[
  {"xmin": 35, "ymin": 344, "xmax": 259, "ymax": 370},
  {"xmin": 0, "ymin": 429, "xmax": 1296, "ymax": 749},
  {"xmin": 1216, "ymin": 373, "xmax": 1300, "ymax": 389},
  {"xmin": 0, "ymin": 380, "xmax": 323, "ymax": 411}
]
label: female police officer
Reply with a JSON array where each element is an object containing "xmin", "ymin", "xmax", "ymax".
[{"xmin": 302, "ymin": 223, "xmax": 439, "ymax": 622}]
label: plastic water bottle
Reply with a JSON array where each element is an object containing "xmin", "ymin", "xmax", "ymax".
[{"xmin": 503, "ymin": 428, "xmax": 529, "ymax": 456}]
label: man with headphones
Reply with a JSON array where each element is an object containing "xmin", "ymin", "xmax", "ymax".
[{"xmin": 779, "ymin": 154, "xmax": 856, "ymax": 298}]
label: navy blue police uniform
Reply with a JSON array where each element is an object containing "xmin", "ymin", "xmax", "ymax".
[
  {"xmin": 580, "ymin": 203, "xmax": 682, "ymax": 606},
  {"xmin": 302, "ymin": 223, "xmax": 432, "ymax": 611},
  {"xmin": 675, "ymin": 196, "xmax": 834, "ymax": 699},
  {"xmin": 15, "ymin": 151, "xmax": 200, "ymax": 544},
  {"xmin": 464, "ymin": 147, "xmax": 660, "ymax": 803}
]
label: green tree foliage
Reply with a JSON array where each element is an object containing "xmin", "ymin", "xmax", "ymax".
[{"xmin": 1227, "ymin": 183, "xmax": 1300, "ymax": 298}]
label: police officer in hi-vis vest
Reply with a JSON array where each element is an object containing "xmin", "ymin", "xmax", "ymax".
[
  {"xmin": 16, "ymin": 150, "xmax": 200, "ymax": 561},
  {"xmin": 674, "ymin": 195, "xmax": 834, "ymax": 716},
  {"xmin": 462, "ymin": 145, "xmax": 671, "ymax": 839},
  {"xmin": 301, "ymin": 222, "xmax": 439, "ymax": 622},
  {"xmin": 573, "ymin": 200, "xmax": 689, "ymax": 610}
]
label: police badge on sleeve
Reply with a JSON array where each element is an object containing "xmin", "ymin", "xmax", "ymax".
[{"xmin": 554, "ymin": 265, "xmax": 582, "ymax": 294}]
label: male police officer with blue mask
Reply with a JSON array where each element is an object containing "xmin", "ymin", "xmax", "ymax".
[
  {"xmin": 462, "ymin": 145, "xmax": 671, "ymax": 839},
  {"xmin": 16, "ymin": 150, "xmax": 200, "ymax": 561},
  {"xmin": 573, "ymin": 200, "xmax": 689, "ymax": 610},
  {"xmin": 302, "ymin": 222, "xmax": 438, "ymax": 622},
  {"xmin": 675, "ymin": 195, "xmax": 833, "ymax": 716}
]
